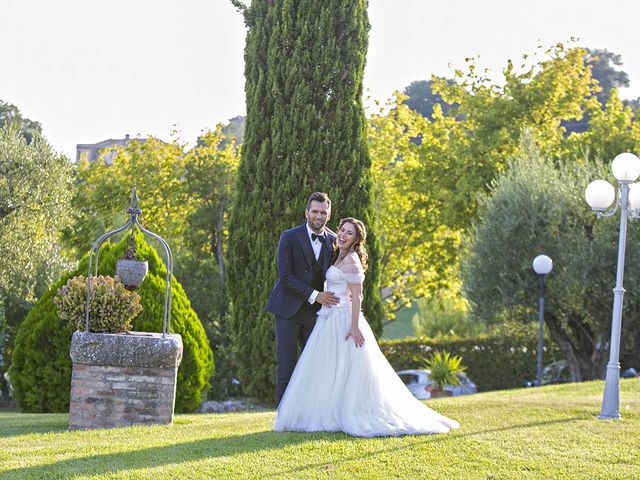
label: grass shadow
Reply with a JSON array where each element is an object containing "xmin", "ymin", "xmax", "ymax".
[
  {"xmin": 0, "ymin": 412, "xmax": 68, "ymax": 438},
  {"xmin": 2, "ymin": 415, "xmax": 586, "ymax": 479},
  {"xmin": 1, "ymin": 428, "xmax": 349, "ymax": 479},
  {"xmin": 272, "ymin": 416, "xmax": 586, "ymax": 477}
]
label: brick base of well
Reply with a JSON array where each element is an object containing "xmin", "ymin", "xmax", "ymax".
[{"xmin": 68, "ymin": 331, "xmax": 183, "ymax": 430}]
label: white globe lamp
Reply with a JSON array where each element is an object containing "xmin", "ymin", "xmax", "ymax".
[
  {"xmin": 532, "ymin": 255, "xmax": 553, "ymax": 275},
  {"xmin": 585, "ymin": 180, "xmax": 615, "ymax": 211},
  {"xmin": 629, "ymin": 183, "xmax": 640, "ymax": 210},
  {"xmin": 611, "ymin": 152, "xmax": 640, "ymax": 182}
]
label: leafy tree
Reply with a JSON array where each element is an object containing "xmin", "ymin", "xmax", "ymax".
[
  {"xmin": 228, "ymin": 0, "xmax": 383, "ymax": 403},
  {"xmin": 0, "ymin": 100, "xmax": 42, "ymax": 144},
  {"xmin": 184, "ymin": 127, "xmax": 239, "ymax": 285},
  {"xmin": 433, "ymin": 44, "xmax": 599, "ymax": 228},
  {"xmin": 586, "ymin": 49, "xmax": 630, "ymax": 105},
  {"xmin": 372, "ymin": 45, "xmax": 640, "ymax": 335},
  {"xmin": 0, "ymin": 125, "xmax": 74, "ymax": 392},
  {"xmin": 65, "ymin": 129, "xmax": 239, "ymax": 398},
  {"xmin": 182, "ymin": 127, "xmax": 239, "ymax": 398},
  {"xmin": 0, "ymin": 126, "xmax": 73, "ymax": 300},
  {"xmin": 65, "ymin": 136, "xmax": 191, "ymax": 259},
  {"xmin": 566, "ymin": 89, "xmax": 638, "ymax": 164},
  {"xmin": 402, "ymin": 79, "xmax": 456, "ymax": 120},
  {"xmin": 464, "ymin": 46, "xmax": 639, "ymax": 140},
  {"xmin": 219, "ymin": 115, "xmax": 246, "ymax": 150},
  {"xmin": 625, "ymin": 98, "xmax": 639, "ymax": 114},
  {"xmin": 371, "ymin": 46, "xmax": 600, "ymax": 321},
  {"xmin": 564, "ymin": 48, "xmax": 632, "ymax": 134},
  {"xmin": 462, "ymin": 137, "xmax": 640, "ymax": 380},
  {"xmin": 10, "ymin": 232, "xmax": 213, "ymax": 413},
  {"xmin": 368, "ymin": 94, "xmax": 461, "ymax": 317}
]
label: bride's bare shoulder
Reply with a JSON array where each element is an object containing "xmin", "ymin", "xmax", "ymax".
[
  {"xmin": 347, "ymin": 251, "xmax": 361, "ymax": 262},
  {"xmin": 341, "ymin": 252, "xmax": 362, "ymax": 268},
  {"xmin": 334, "ymin": 252, "xmax": 359, "ymax": 270}
]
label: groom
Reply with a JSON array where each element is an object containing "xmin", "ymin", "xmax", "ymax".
[{"xmin": 267, "ymin": 192, "xmax": 339, "ymax": 403}]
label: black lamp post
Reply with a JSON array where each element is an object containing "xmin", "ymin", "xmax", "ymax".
[{"xmin": 532, "ymin": 254, "xmax": 553, "ymax": 387}]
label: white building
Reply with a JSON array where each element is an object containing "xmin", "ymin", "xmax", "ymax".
[{"xmin": 75, "ymin": 134, "xmax": 148, "ymax": 165}]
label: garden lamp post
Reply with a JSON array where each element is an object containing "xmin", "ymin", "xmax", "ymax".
[
  {"xmin": 584, "ymin": 152, "xmax": 640, "ymax": 419},
  {"xmin": 532, "ymin": 254, "xmax": 553, "ymax": 387}
]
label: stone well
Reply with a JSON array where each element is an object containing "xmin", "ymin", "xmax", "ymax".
[{"xmin": 68, "ymin": 331, "xmax": 183, "ymax": 430}]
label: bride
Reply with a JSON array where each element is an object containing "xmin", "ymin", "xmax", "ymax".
[{"xmin": 274, "ymin": 217, "xmax": 459, "ymax": 437}]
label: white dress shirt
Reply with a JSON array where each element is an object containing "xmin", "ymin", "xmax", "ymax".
[{"xmin": 306, "ymin": 223, "xmax": 325, "ymax": 304}]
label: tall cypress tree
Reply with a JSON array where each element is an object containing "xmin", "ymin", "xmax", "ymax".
[{"xmin": 228, "ymin": 0, "xmax": 383, "ymax": 403}]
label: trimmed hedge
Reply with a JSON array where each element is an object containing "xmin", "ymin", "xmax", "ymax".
[
  {"xmin": 378, "ymin": 327, "xmax": 562, "ymax": 392},
  {"xmin": 10, "ymin": 232, "xmax": 213, "ymax": 413}
]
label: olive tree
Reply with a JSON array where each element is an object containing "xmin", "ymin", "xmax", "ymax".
[{"xmin": 462, "ymin": 136, "xmax": 640, "ymax": 380}]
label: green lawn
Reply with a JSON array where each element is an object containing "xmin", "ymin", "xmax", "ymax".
[
  {"xmin": 381, "ymin": 302, "xmax": 417, "ymax": 339},
  {"xmin": 1, "ymin": 380, "xmax": 639, "ymax": 479}
]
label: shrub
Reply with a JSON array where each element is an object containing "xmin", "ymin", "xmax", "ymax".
[
  {"xmin": 424, "ymin": 351, "xmax": 465, "ymax": 391},
  {"xmin": 379, "ymin": 324, "xmax": 562, "ymax": 392},
  {"xmin": 10, "ymin": 232, "xmax": 213, "ymax": 413},
  {"xmin": 54, "ymin": 275, "xmax": 142, "ymax": 333}
]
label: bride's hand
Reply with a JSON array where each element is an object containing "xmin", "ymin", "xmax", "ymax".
[{"xmin": 345, "ymin": 326, "xmax": 365, "ymax": 348}]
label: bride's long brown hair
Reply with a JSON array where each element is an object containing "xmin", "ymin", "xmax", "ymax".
[{"xmin": 330, "ymin": 218, "xmax": 368, "ymax": 272}]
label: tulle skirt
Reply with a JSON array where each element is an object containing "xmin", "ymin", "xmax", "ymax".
[{"xmin": 274, "ymin": 306, "xmax": 460, "ymax": 437}]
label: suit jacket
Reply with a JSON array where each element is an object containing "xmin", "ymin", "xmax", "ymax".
[{"xmin": 266, "ymin": 223, "xmax": 336, "ymax": 319}]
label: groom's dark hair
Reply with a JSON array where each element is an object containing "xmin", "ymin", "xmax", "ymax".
[{"xmin": 307, "ymin": 192, "xmax": 331, "ymax": 209}]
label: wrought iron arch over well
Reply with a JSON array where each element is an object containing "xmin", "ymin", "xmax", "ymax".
[{"xmin": 84, "ymin": 186, "xmax": 174, "ymax": 336}]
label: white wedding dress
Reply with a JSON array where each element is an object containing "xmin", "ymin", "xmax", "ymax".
[{"xmin": 274, "ymin": 260, "xmax": 460, "ymax": 437}]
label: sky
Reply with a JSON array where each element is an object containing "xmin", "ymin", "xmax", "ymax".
[{"xmin": 1, "ymin": 0, "xmax": 640, "ymax": 159}]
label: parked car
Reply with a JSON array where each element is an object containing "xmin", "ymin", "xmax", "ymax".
[
  {"xmin": 524, "ymin": 360, "xmax": 570, "ymax": 387},
  {"xmin": 397, "ymin": 369, "xmax": 477, "ymax": 400}
]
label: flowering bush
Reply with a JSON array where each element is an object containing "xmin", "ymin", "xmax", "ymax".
[{"xmin": 54, "ymin": 275, "xmax": 142, "ymax": 333}]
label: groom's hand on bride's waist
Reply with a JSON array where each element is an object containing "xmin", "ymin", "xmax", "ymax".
[{"xmin": 316, "ymin": 291, "xmax": 339, "ymax": 306}]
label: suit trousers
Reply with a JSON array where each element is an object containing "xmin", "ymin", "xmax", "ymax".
[{"xmin": 275, "ymin": 305, "xmax": 317, "ymax": 404}]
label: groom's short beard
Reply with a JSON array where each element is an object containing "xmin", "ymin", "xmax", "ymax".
[{"xmin": 308, "ymin": 219, "xmax": 328, "ymax": 232}]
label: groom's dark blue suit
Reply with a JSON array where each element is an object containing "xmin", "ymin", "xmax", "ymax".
[{"xmin": 267, "ymin": 223, "xmax": 335, "ymax": 403}]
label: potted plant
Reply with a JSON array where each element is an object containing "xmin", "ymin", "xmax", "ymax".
[
  {"xmin": 54, "ymin": 275, "xmax": 142, "ymax": 333},
  {"xmin": 116, "ymin": 234, "xmax": 148, "ymax": 291},
  {"xmin": 424, "ymin": 351, "xmax": 466, "ymax": 398}
]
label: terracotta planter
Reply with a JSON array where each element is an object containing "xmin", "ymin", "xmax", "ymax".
[{"xmin": 429, "ymin": 388, "xmax": 453, "ymax": 399}]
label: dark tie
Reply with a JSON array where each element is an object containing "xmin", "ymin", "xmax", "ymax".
[{"xmin": 311, "ymin": 233, "xmax": 325, "ymax": 242}]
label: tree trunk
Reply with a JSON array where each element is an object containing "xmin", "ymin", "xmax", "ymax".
[
  {"xmin": 545, "ymin": 313, "xmax": 592, "ymax": 381},
  {"xmin": 566, "ymin": 313, "xmax": 596, "ymax": 379}
]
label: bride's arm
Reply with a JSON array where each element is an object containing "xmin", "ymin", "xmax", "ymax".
[
  {"xmin": 343, "ymin": 254, "xmax": 365, "ymax": 347},
  {"xmin": 345, "ymin": 281, "xmax": 364, "ymax": 347}
]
